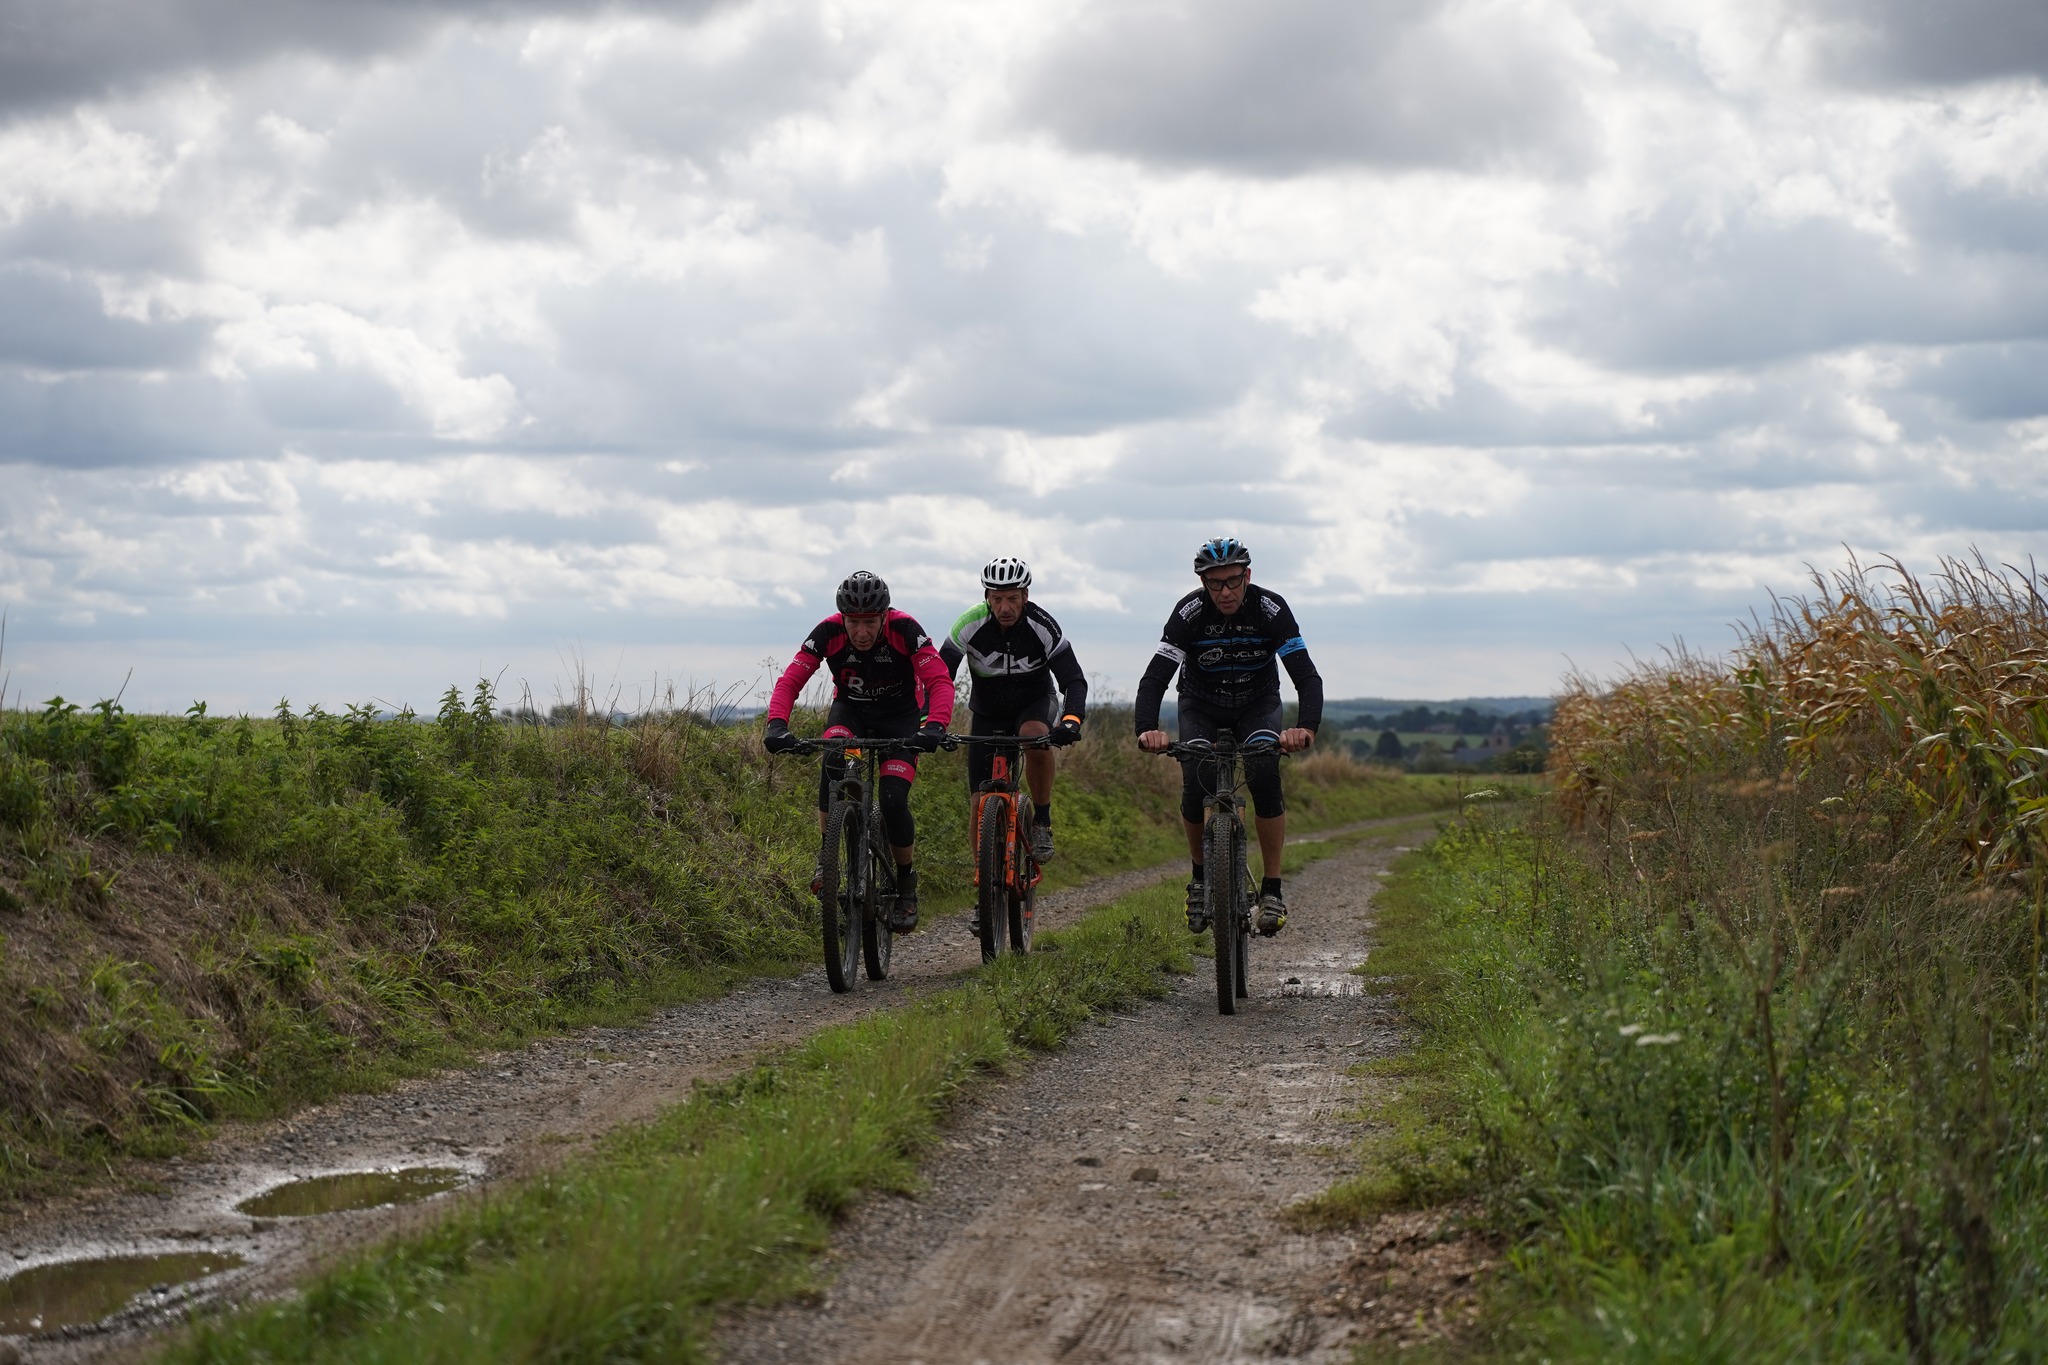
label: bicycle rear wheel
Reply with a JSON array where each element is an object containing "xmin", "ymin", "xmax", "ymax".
[
  {"xmin": 976, "ymin": 796, "xmax": 1009, "ymax": 963},
  {"xmin": 863, "ymin": 803, "xmax": 893, "ymax": 981},
  {"xmin": 820, "ymin": 800, "xmax": 862, "ymax": 993},
  {"xmin": 1205, "ymin": 811, "xmax": 1239, "ymax": 1014}
]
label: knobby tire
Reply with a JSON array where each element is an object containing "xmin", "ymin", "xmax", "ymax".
[
  {"xmin": 1231, "ymin": 816, "xmax": 1250, "ymax": 998},
  {"xmin": 1205, "ymin": 810, "xmax": 1240, "ymax": 1014},
  {"xmin": 977, "ymin": 796, "xmax": 1009, "ymax": 963},
  {"xmin": 820, "ymin": 800, "xmax": 862, "ymax": 994},
  {"xmin": 863, "ymin": 803, "xmax": 892, "ymax": 981}
]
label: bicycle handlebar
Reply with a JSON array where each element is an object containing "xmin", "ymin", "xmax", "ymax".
[
  {"xmin": 783, "ymin": 736, "xmax": 936, "ymax": 756},
  {"xmin": 1145, "ymin": 734, "xmax": 1284, "ymax": 759},
  {"xmin": 947, "ymin": 733, "xmax": 1056, "ymax": 750}
]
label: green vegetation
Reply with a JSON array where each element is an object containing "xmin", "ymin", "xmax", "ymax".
[
  {"xmin": 0, "ymin": 687, "xmax": 1460, "ymax": 1197},
  {"xmin": 1318, "ymin": 557, "xmax": 2048, "ymax": 1361},
  {"xmin": 160, "ymin": 820, "xmax": 1419, "ymax": 1365},
  {"xmin": 158, "ymin": 872, "xmax": 1209, "ymax": 1364}
]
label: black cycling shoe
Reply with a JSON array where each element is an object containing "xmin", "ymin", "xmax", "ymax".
[
  {"xmin": 890, "ymin": 870, "xmax": 920, "ymax": 933},
  {"xmin": 1185, "ymin": 879, "xmax": 1208, "ymax": 934},
  {"xmin": 1029, "ymin": 822, "xmax": 1055, "ymax": 865},
  {"xmin": 1255, "ymin": 891, "xmax": 1287, "ymax": 936}
]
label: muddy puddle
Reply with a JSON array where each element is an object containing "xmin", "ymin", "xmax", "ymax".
[
  {"xmin": 0, "ymin": 1251, "xmax": 247, "ymax": 1334},
  {"xmin": 235, "ymin": 1166, "xmax": 468, "ymax": 1218}
]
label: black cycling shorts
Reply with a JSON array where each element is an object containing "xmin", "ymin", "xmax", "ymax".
[
  {"xmin": 817, "ymin": 701, "xmax": 921, "ymax": 848},
  {"xmin": 1176, "ymin": 696, "xmax": 1285, "ymax": 823},
  {"xmin": 964, "ymin": 690, "xmax": 1057, "ymax": 795}
]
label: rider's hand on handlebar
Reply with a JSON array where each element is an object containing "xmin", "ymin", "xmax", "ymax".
[
  {"xmin": 1052, "ymin": 715, "xmax": 1083, "ymax": 747},
  {"xmin": 1280, "ymin": 727, "xmax": 1315, "ymax": 754},
  {"xmin": 763, "ymin": 718, "xmax": 799, "ymax": 754},
  {"xmin": 1137, "ymin": 729, "xmax": 1170, "ymax": 753},
  {"xmin": 914, "ymin": 721, "xmax": 949, "ymax": 753}
]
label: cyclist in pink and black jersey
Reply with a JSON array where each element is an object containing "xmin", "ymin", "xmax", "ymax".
[{"xmin": 763, "ymin": 570, "xmax": 955, "ymax": 931}]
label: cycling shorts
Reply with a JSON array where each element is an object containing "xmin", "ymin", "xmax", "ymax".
[{"xmin": 1176, "ymin": 696, "xmax": 1285, "ymax": 823}]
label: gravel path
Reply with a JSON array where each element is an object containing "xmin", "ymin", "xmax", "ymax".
[
  {"xmin": 719, "ymin": 828, "xmax": 1429, "ymax": 1365},
  {"xmin": 3, "ymin": 861, "xmax": 1191, "ymax": 1363},
  {"xmin": 1, "ymin": 816, "xmax": 1439, "ymax": 1363}
]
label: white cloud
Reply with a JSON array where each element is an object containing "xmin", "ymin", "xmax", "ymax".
[{"xmin": 1, "ymin": 0, "xmax": 2046, "ymax": 711}]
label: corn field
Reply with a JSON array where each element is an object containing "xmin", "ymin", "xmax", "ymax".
[{"xmin": 1552, "ymin": 553, "xmax": 2048, "ymax": 885}]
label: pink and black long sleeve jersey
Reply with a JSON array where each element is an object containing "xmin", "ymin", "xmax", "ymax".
[{"xmin": 766, "ymin": 609, "xmax": 957, "ymax": 724}]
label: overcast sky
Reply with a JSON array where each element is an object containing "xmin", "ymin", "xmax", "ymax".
[{"xmin": 1, "ymin": 0, "xmax": 2044, "ymax": 714}]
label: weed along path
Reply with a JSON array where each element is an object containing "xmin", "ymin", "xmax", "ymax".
[
  {"xmin": 5, "ymin": 860, "xmax": 1189, "ymax": 1363},
  {"xmin": 722, "ymin": 829, "xmax": 1425, "ymax": 1365}
]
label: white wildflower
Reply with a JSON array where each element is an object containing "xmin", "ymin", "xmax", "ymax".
[
  {"xmin": 1617, "ymin": 1023, "xmax": 1644, "ymax": 1037},
  {"xmin": 1635, "ymin": 1033, "xmax": 1683, "ymax": 1047}
]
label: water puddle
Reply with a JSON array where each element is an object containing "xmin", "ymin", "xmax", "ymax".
[
  {"xmin": 0, "ymin": 1251, "xmax": 247, "ymax": 1334},
  {"xmin": 235, "ymin": 1166, "xmax": 467, "ymax": 1218}
]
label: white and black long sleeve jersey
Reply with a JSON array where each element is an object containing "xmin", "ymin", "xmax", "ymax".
[
  {"xmin": 937, "ymin": 600, "xmax": 1088, "ymax": 720},
  {"xmin": 1132, "ymin": 584, "xmax": 1323, "ymax": 732}
]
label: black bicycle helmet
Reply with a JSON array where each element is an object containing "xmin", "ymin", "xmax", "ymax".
[
  {"xmin": 836, "ymin": 570, "xmax": 891, "ymax": 614},
  {"xmin": 981, "ymin": 555, "xmax": 1032, "ymax": 590},
  {"xmin": 1193, "ymin": 537, "xmax": 1251, "ymax": 573}
]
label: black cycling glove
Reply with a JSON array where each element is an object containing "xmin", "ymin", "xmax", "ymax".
[
  {"xmin": 763, "ymin": 718, "xmax": 798, "ymax": 754},
  {"xmin": 915, "ymin": 721, "xmax": 949, "ymax": 753},
  {"xmin": 1051, "ymin": 714, "xmax": 1083, "ymax": 747}
]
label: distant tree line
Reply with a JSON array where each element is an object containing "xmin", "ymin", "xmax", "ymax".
[{"xmin": 1338, "ymin": 705, "xmax": 1550, "ymax": 735}]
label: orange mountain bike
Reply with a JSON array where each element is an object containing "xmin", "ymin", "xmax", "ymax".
[{"xmin": 957, "ymin": 734, "xmax": 1048, "ymax": 963}]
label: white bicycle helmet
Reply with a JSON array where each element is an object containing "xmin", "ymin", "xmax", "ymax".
[{"xmin": 981, "ymin": 555, "xmax": 1032, "ymax": 590}]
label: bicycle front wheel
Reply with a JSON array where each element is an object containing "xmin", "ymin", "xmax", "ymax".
[
  {"xmin": 1231, "ymin": 816, "xmax": 1250, "ymax": 999},
  {"xmin": 1205, "ymin": 811, "xmax": 1240, "ymax": 1014},
  {"xmin": 820, "ymin": 800, "xmax": 862, "ymax": 993},
  {"xmin": 976, "ymin": 796, "xmax": 1009, "ymax": 963},
  {"xmin": 863, "ymin": 803, "xmax": 893, "ymax": 981}
]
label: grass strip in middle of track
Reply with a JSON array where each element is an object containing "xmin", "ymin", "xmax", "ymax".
[
  {"xmin": 162, "ymin": 827, "xmax": 1404, "ymax": 1365},
  {"xmin": 163, "ymin": 827, "xmax": 1402, "ymax": 1364}
]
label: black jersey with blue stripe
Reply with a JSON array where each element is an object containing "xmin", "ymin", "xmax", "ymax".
[{"xmin": 1132, "ymin": 583, "xmax": 1324, "ymax": 732}]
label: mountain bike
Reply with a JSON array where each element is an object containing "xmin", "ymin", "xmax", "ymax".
[
  {"xmin": 956, "ymin": 734, "xmax": 1049, "ymax": 963},
  {"xmin": 1153, "ymin": 729, "xmax": 1282, "ymax": 1015},
  {"xmin": 782, "ymin": 737, "xmax": 924, "ymax": 993}
]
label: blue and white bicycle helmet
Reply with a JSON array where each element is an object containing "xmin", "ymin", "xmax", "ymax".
[
  {"xmin": 836, "ymin": 570, "xmax": 891, "ymax": 614},
  {"xmin": 1192, "ymin": 537, "xmax": 1251, "ymax": 574},
  {"xmin": 981, "ymin": 555, "xmax": 1032, "ymax": 590}
]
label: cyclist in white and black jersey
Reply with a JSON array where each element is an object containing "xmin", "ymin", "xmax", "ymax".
[
  {"xmin": 937, "ymin": 556, "xmax": 1088, "ymax": 864},
  {"xmin": 1136, "ymin": 537, "xmax": 1322, "ymax": 936}
]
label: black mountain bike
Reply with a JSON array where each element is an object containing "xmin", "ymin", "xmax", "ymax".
[
  {"xmin": 1153, "ymin": 729, "xmax": 1282, "ymax": 1015},
  {"xmin": 954, "ymin": 734, "xmax": 1048, "ymax": 963},
  {"xmin": 783, "ymin": 737, "xmax": 924, "ymax": 993}
]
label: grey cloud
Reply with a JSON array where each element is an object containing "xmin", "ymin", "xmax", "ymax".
[
  {"xmin": 0, "ymin": 266, "xmax": 209, "ymax": 370},
  {"xmin": 1796, "ymin": 0, "xmax": 2048, "ymax": 87},
  {"xmin": 1907, "ymin": 342, "xmax": 2048, "ymax": 420},
  {"xmin": 0, "ymin": 0, "xmax": 725, "ymax": 118},
  {"xmin": 1016, "ymin": 0, "xmax": 1593, "ymax": 176},
  {"xmin": 0, "ymin": 370, "xmax": 269, "ymax": 467},
  {"xmin": 1533, "ymin": 208, "xmax": 2048, "ymax": 373}
]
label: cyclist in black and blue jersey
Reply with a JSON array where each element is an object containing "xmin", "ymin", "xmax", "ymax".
[
  {"xmin": 938, "ymin": 556, "xmax": 1088, "ymax": 865},
  {"xmin": 1135, "ymin": 537, "xmax": 1322, "ymax": 936}
]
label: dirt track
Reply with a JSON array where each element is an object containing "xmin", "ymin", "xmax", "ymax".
[
  {"xmin": 2, "ymin": 817, "xmax": 1460, "ymax": 1363},
  {"xmin": 3, "ymin": 856, "xmax": 1199, "ymax": 1362},
  {"xmin": 719, "ymin": 826, "xmax": 1481, "ymax": 1365}
]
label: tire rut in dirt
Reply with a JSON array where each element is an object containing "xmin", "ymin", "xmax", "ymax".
[{"xmin": 720, "ymin": 833, "xmax": 1419, "ymax": 1365}]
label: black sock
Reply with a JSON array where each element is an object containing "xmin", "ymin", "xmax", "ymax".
[
  {"xmin": 1035, "ymin": 802, "xmax": 1052, "ymax": 826},
  {"xmin": 899, "ymin": 864, "xmax": 916, "ymax": 889},
  {"xmin": 1191, "ymin": 861, "xmax": 1205, "ymax": 882},
  {"xmin": 1261, "ymin": 876, "xmax": 1282, "ymax": 899}
]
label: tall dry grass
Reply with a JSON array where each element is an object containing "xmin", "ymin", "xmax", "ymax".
[{"xmin": 1553, "ymin": 553, "xmax": 2048, "ymax": 885}]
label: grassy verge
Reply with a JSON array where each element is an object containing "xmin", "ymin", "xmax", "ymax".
[
  {"xmin": 160, "ymin": 819, "xmax": 1408, "ymax": 1365},
  {"xmin": 0, "ymin": 689, "xmax": 1464, "ymax": 1199},
  {"xmin": 1309, "ymin": 558, "xmax": 2048, "ymax": 1362},
  {"xmin": 158, "ymin": 874, "xmax": 1206, "ymax": 1362}
]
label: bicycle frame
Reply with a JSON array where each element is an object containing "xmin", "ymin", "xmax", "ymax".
[
  {"xmin": 783, "ymin": 736, "xmax": 926, "ymax": 993},
  {"xmin": 956, "ymin": 733, "xmax": 1050, "ymax": 961},
  {"xmin": 1152, "ymin": 730, "xmax": 1281, "ymax": 1016}
]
